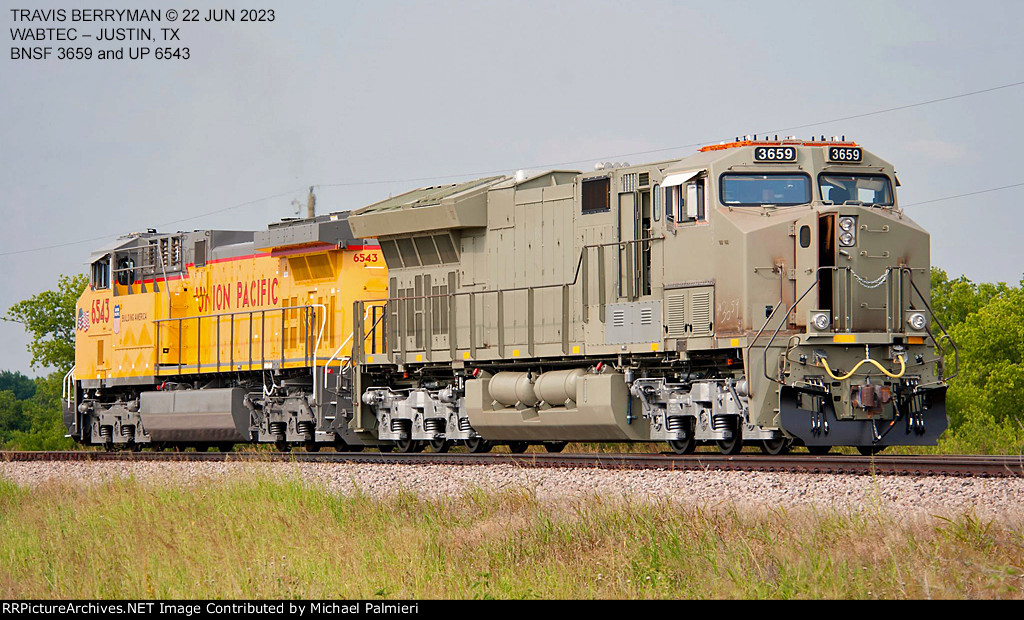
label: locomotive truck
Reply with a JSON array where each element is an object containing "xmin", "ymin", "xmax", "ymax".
[{"xmin": 64, "ymin": 138, "xmax": 953, "ymax": 455}]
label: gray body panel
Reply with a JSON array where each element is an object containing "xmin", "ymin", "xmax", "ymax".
[
  {"xmin": 347, "ymin": 140, "xmax": 949, "ymax": 448},
  {"xmin": 140, "ymin": 387, "xmax": 251, "ymax": 443}
]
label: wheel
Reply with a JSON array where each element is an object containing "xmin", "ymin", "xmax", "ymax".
[
  {"xmin": 717, "ymin": 422, "xmax": 743, "ymax": 455},
  {"xmin": 668, "ymin": 436, "xmax": 696, "ymax": 455},
  {"xmin": 429, "ymin": 438, "xmax": 450, "ymax": 453},
  {"xmin": 275, "ymin": 440, "xmax": 291, "ymax": 452},
  {"xmin": 334, "ymin": 438, "xmax": 364, "ymax": 453},
  {"xmin": 395, "ymin": 438, "xmax": 423, "ymax": 453},
  {"xmin": 717, "ymin": 437, "xmax": 743, "ymax": 455},
  {"xmin": 304, "ymin": 441, "xmax": 321, "ymax": 452},
  {"xmin": 857, "ymin": 445, "xmax": 886, "ymax": 456},
  {"xmin": 507, "ymin": 441, "xmax": 529, "ymax": 454},
  {"xmin": 465, "ymin": 437, "xmax": 492, "ymax": 453},
  {"xmin": 543, "ymin": 441, "xmax": 568, "ymax": 453},
  {"xmin": 760, "ymin": 437, "xmax": 791, "ymax": 455},
  {"xmin": 807, "ymin": 445, "xmax": 831, "ymax": 455},
  {"xmin": 668, "ymin": 417, "xmax": 696, "ymax": 455}
]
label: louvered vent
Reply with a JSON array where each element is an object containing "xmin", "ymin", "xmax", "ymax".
[
  {"xmin": 639, "ymin": 306, "xmax": 653, "ymax": 326},
  {"xmin": 289, "ymin": 256, "xmax": 312, "ymax": 281},
  {"xmin": 612, "ymin": 309, "xmax": 626, "ymax": 328},
  {"xmin": 638, "ymin": 172, "xmax": 649, "ymax": 187},
  {"xmin": 666, "ymin": 294, "xmax": 686, "ymax": 338},
  {"xmin": 621, "ymin": 173, "xmax": 637, "ymax": 193},
  {"xmin": 691, "ymin": 291, "xmax": 712, "ymax": 335}
]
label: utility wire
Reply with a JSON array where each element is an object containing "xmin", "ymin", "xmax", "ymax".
[
  {"xmin": 0, "ymin": 187, "xmax": 310, "ymax": 257},
  {"xmin": 902, "ymin": 182, "xmax": 1024, "ymax": 207},
  {"xmin": 3, "ymin": 80, "xmax": 1022, "ymax": 257},
  {"xmin": 318, "ymin": 80, "xmax": 1024, "ymax": 187}
]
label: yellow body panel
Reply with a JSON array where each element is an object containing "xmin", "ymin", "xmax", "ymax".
[{"xmin": 74, "ymin": 245, "xmax": 386, "ymax": 382}]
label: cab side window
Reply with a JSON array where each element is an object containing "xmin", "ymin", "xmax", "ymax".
[
  {"xmin": 91, "ymin": 258, "xmax": 110, "ymax": 290},
  {"xmin": 664, "ymin": 178, "xmax": 707, "ymax": 223}
]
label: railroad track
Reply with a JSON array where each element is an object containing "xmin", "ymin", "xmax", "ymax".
[{"xmin": 2, "ymin": 450, "xmax": 1022, "ymax": 477}]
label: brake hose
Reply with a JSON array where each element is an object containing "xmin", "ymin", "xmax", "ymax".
[{"xmin": 820, "ymin": 354, "xmax": 906, "ymax": 381}]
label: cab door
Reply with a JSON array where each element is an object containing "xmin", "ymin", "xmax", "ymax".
[{"xmin": 794, "ymin": 212, "xmax": 820, "ymax": 329}]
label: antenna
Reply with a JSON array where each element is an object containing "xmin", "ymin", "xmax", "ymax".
[{"xmin": 307, "ymin": 186, "xmax": 316, "ymax": 219}]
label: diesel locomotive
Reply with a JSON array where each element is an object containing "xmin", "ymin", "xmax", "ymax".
[{"xmin": 63, "ymin": 138, "xmax": 953, "ymax": 455}]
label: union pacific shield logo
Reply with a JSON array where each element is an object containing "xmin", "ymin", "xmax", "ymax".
[{"xmin": 113, "ymin": 304, "xmax": 120, "ymax": 334}]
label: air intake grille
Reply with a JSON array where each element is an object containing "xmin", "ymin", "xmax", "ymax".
[
  {"xmin": 666, "ymin": 294, "xmax": 686, "ymax": 338},
  {"xmin": 691, "ymin": 291, "xmax": 712, "ymax": 335}
]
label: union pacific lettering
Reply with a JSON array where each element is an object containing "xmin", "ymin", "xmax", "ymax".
[{"xmin": 197, "ymin": 277, "xmax": 279, "ymax": 313}]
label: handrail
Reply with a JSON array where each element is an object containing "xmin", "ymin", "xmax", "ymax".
[
  {"xmin": 379, "ymin": 235, "xmax": 666, "ymax": 305},
  {"xmin": 906, "ymin": 275, "xmax": 960, "ymax": 381},
  {"xmin": 749, "ymin": 265, "xmax": 957, "ymax": 386},
  {"xmin": 323, "ymin": 305, "xmax": 376, "ymax": 388},
  {"xmin": 748, "ymin": 266, "xmax": 830, "ymax": 384},
  {"xmin": 156, "ymin": 304, "xmax": 322, "ymax": 376},
  {"xmin": 310, "ymin": 304, "xmax": 327, "ymax": 406},
  {"xmin": 153, "ymin": 304, "xmax": 318, "ymax": 323},
  {"xmin": 365, "ymin": 239, "xmax": 660, "ymax": 362},
  {"xmin": 62, "ymin": 365, "xmax": 76, "ymax": 406}
]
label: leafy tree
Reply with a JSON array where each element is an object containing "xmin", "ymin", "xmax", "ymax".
[
  {"xmin": 0, "ymin": 391, "xmax": 28, "ymax": 443},
  {"xmin": 4, "ymin": 373, "xmax": 74, "ymax": 450},
  {"xmin": 3, "ymin": 275, "xmax": 86, "ymax": 450},
  {"xmin": 931, "ymin": 269, "xmax": 1024, "ymax": 453},
  {"xmin": 6, "ymin": 273, "xmax": 88, "ymax": 371},
  {"xmin": 0, "ymin": 370, "xmax": 36, "ymax": 400},
  {"xmin": 929, "ymin": 267, "xmax": 1014, "ymax": 331}
]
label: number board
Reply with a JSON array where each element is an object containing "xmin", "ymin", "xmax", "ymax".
[
  {"xmin": 827, "ymin": 147, "xmax": 862, "ymax": 163},
  {"xmin": 753, "ymin": 146, "xmax": 797, "ymax": 163}
]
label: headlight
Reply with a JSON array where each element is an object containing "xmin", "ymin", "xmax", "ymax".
[
  {"xmin": 907, "ymin": 312, "xmax": 927, "ymax": 331},
  {"xmin": 839, "ymin": 231, "xmax": 855, "ymax": 246},
  {"xmin": 812, "ymin": 312, "xmax": 831, "ymax": 330},
  {"xmin": 838, "ymin": 216, "xmax": 856, "ymax": 232}
]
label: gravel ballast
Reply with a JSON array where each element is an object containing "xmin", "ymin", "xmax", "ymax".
[{"xmin": 2, "ymin": 460, "xmax": 1023, "ymax": 520}]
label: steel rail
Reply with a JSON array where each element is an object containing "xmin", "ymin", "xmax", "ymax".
[{"xmin": 1, "ymin": 451, "xmax": 1022, "ymax": 478}]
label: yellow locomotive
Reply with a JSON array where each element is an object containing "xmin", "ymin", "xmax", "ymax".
[{"xmin": 64, "ymin": 215, "xmax": 387, "ymax": 450}]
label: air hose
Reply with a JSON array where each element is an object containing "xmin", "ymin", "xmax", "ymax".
[{"xmin": 820, "ymin": 354, "xmax": 906, "ymax": 381}]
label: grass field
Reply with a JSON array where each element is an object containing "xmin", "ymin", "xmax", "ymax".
[{"xmin": 0, "ymin": 475, "xmax": 1021, "ymax": 599}]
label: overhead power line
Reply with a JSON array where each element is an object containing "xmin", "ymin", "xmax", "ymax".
[
  {"xmin": 901, "ymin": 182, "xmax": 1024, "ymax": 207},
  {"xmin": 2, "ymin": 79, "xmax": 1022, "ymax": 257},
  {"xmin": 2, "ymin": 180, "xmax": 1019, "ymax": 259},
  {"xmin": 319, "ymin": 79, "xmax": 1024, "ymax": 188}
]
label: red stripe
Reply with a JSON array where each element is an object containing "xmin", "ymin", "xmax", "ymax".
[{"xmin": 269, "ymin": 243, "xmax": 338, "ymax": 258}]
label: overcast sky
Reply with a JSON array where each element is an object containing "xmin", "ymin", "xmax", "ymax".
[{"xmin": 2, "ymin": 0, "xmax": 1022, "ymax": 376}]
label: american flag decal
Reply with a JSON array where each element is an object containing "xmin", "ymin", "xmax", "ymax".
[{"xmin": 76, "ymin": 308, "xmax": 89, "ymax": 332}]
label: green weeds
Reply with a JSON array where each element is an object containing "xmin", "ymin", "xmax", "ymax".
[{"xmin": 0, "ymin": 476, "xmax": 1020, "ymax": 599}]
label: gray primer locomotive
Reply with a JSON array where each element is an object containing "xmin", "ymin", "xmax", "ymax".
[{"xmin": 345, "ymin": 138, "xmax": 952, "ymax": 455}]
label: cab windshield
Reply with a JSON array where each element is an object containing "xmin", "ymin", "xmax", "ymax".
[
  {"xmin": 818, "ymin": 174, "xmax": 893, "ymax": 206},
  {"xmin": 720, "ymin": 173, "xmax": 811, "ymax": 207}
]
